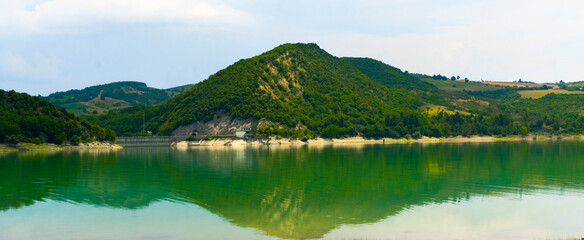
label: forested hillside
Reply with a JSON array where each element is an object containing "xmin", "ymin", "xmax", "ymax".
[
  {"xmin": 86, "ymin": 43, "xmax": 584, "ymax": 138},
  {"xmin": 88, "ymin": 44, "xmax": 425, "ymax": 137},
  {"xmin": 344, "ymin": 57, "xmax": 435, "ymax": 90},
  {"xmin": 43, "ymin": 81, "xmax": 191, "ymax": 115},
  {"xmin": 0, "ymin": 90, "xmax": 116, "ymax": 145}
]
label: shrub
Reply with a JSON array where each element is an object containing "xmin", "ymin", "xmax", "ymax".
[
  {"xmin": 70, "ymin": 135, "xmax": 81, "ymax": 146},
  {"xmin": 31, "ymin": 137, "xmax": 43, "ymax": 145},
  {"xmin": 412, "ymin": 131, "xmax": 422, "ymax": 139},
  {"xmin": 56, "ymin": 132, "xmax": 68, "ymax": 145}
]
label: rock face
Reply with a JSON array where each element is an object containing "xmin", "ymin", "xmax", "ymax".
[{"xmin": 171, "ymin": 112, "xmax": 266, "ymax": 139}]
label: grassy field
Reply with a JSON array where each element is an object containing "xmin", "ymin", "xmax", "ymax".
[
  {"xmin": 59, "ymin": 97, "xmax": 134, "ymax": 115},
  {"xmin": 517, "ymin": 89, "xmax": 584, "ymax": 99},
  {"xmin": 61, "ymin": 102, "xmax": 90, "ymax": 115},
  {"xmin": 421, "ymin": 104, "xmax": 471, "ymax": 116},
  {"xmin": 566, "ymin": 81, "xmax": 584, "ymax": 88},
  {"xmin": 84, "ymin": 97, "xmax": 132, "ymax": 114},
  {"xmin": 420, "ymin": 78, "xmax": 504, "ymax": 92},
  {"xmin": 481, "ymin": 81, "xmax": 557, "ymax": 88}
]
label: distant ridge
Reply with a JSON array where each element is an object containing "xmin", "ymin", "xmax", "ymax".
[{"xmin": 43, "ymin": 81, "xmax": 192, "ymax": 115}]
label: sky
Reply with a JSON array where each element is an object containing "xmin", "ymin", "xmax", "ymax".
[{"xmin": 1, "ymin": 0, "xmax": 584, "ymax": 96}]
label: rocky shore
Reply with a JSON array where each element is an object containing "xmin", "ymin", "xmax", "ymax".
[{"xmin": 171, "ymin": 135, "xmax": 584, "ymax": 148}]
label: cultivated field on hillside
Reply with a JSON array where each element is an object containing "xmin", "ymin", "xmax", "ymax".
[
  {"xmin": 517, "ymin": 89, "xmax": 584, "ymax": 99},
  {"xmin": 420, "ymin": 78, "xmax": 504, "ymax": 92}
]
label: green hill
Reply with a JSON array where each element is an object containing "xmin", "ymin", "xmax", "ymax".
[
  {"xmin": 86, "ymin": 43, "xmax": 584, "ymax": 138},
  {"xmin": 0, "ymin": 90, "xmax": 116, "ymax": 145},
  {"xmin": 159, "ymin": 43, "xmax": 430, "ymax": 133},
  {"xmin": 89, "ymin": 43, "xmax": 431, "ymax": 137},
  {"xmin": 43, "ymin": 81, "xmax": 192, "ymax": 115}
]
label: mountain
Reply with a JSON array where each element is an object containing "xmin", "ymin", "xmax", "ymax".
[
  {"xmin": 89, "ymin": 43, "xmax": 430, "ymax": 137},
  {"xmin": 87, "ymin": 43, "xmax": 584, "ymax": 138},
  {"xmin": 43, "ymin": 81, "xmax": 192, "ymax": 115},
  {"xmin": 0, "ymin": 90, "xmax": 116, "ymax": 145},
  {"xmin": 158, "ymin": 43, "xmax": 430, "ymax": 132}
]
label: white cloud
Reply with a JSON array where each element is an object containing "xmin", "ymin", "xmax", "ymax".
[
  {"xmin": 319, "ymin": 0, "xmax": 584, "ymax": 83},
  {"xmin": 2, "ymin": 0, "xmax": 584, "ymax": 95},
  {"xmin": 0, "ymin": 0, "xmax": 254, "ymax": 34}
]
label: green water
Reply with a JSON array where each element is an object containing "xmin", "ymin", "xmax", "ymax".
[{"xmin": 1, "ymin": 142, "xmax": 584, "ymax": 239}]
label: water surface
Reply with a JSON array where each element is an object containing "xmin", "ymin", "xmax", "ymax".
[{"xmin": 1, "ymin": 142, "xmax": 584, "ymax": 239}]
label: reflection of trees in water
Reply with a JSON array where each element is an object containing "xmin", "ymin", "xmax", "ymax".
[{"xmin": 1, "ymin": 142, "xmax": 584, "ymax": 239}]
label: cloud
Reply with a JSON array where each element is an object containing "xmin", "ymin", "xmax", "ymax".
[
  {"xmin": 2, "ymin": 0, "xmax": 584, "ymax": 96},
  {"xmin": 0, "ymin": 0, "xmax": 254, "ymax": 34},
  {"xmin": 318, "ymin": 0, "xmax": 584, "ymax": 83}
]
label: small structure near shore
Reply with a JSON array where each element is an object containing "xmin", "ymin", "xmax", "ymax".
[
  {"xmin": 235, "ymin": 127, "xmax": 252, "ymax": 138},
  {"xmin": 235, "ymin": 131, "xmax": 246, "ymax": 138}
]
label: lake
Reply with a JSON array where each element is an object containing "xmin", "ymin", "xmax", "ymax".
[{"xmin": 1, "ymin": 141, "xmax": 584, "ymax": 239}]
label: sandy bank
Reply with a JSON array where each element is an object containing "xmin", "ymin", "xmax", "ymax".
[
  {"xmin": 171, "ymin": 135, "xmax": 584, "ymax": 149},
  {"xmin": 64, "ymin": 142, "xmax": 123, "ymax": 150},
  {"xmin": 173, "ymin": 135, "xmax": 584, "ymax": 148}
]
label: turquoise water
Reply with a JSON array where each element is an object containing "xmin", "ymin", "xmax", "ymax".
[{"xmin": 1, "ymin": 142, "xmax": 584, "ymax": 239}]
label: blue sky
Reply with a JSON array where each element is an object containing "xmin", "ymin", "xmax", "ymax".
[{"xmin": 1, "ymin": 0, "xmax": 583, "ymax": 96}]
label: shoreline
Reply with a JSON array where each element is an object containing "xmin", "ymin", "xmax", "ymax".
[
  {"xmin": 3, "ymin": 134, "xmax": 581, "ymax": 152},
  {"xmin": 0, "ymin": 142, "xmax": 123, "ymax": 152},
  {"xmin": 173, "ymin": 134, "xmax": 584, "ymax": 148}
]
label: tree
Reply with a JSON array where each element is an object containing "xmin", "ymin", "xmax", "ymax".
[
  {"xmin": 56, "ymin": 132, "xmax": 68, "ymax": 145},
  {"xmin": 451, "ymin": 76, "xmax": 456, "ymax": 81},
  {"xmin": 104, "ymin": 129, "xmax": 116, "ymax": 142},
  {"xmin": 520, "ymin": 126, "xmax": 528, "ymax": 136},
  {"xmin": 412, "ymin": 131, "xmax": 422, "ymax": 139},
  {"xmin": 322, "ymin": 124, "xmax": 340, "ymax": 139},
  {"xmin": 493, "ymin": 114, "xmax": 512, "ymax": 126},
  {"xmin": 70, "ymin": 135, "xmax": 81, "ymax": 146},
  {"xmin": 6, "ymin": 134, "xmax": 25, "ymax": 146}
]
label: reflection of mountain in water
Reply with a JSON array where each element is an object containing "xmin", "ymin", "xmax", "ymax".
[
  {"xmin": 0, "ymin": 150, "xmax": 172, "ymax": 211},
  {"xmin": 1, "ymin": 143, "xmax": 584, "ymax": 239}
]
